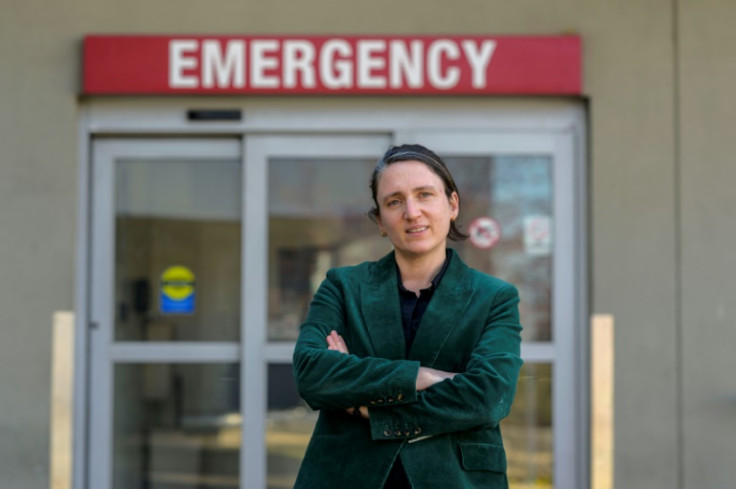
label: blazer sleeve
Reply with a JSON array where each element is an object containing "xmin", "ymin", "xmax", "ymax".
[
  {"xmin": 292, "ymin": 269, "xmax": 421, "ymax": 411},
  {"xmin": 366, "ymin": 283, "xmax": 523, "ymax": 441}
]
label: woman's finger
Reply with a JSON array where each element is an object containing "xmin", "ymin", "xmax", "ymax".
[
  {"xmin": 333, "ymin": 331, "xmax": 349, "ymax": 354},
  {"xmin": 327, "ymin": 331, "xmax": 339, "ymax": 350},
  {"xmin": 326, "ymin": 331, "xmax": 345, "ymax": 353},
  {"xmin": 327, "ymin": 330, "xmax": 350, "ymax": 354}
]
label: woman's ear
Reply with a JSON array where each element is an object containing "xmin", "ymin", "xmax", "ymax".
[
  {"xmin": 449, "ymin": 191, "xmax": 460, "ymax": 219},
  {"xmin": 376, "ymin": 216, "xmax": 386, "ymax": 236}
]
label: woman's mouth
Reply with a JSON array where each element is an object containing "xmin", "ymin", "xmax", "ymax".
[{"xmin": 406, "ymin": 226, "xmax": 429, "ymax": 234}]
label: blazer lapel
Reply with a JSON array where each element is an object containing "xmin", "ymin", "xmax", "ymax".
[
  {"xmin": 407, "ymin": 249, "xmax": 474, "ymax": 364},
  {"xmin": 360, "ymin": 251, "xmax": 407, "ymax": 360}
]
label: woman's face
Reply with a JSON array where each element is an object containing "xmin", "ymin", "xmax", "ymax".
[{"xmin": 375, "ymin": 160, "xmax": 459, "ymax": 261}]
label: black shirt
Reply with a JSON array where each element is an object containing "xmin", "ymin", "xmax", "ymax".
[
  {"xmin": 396, "ymin": 249, "xmax": 452, "ymax": 356},
  {"xmin": 383, "ymin": 250, "xmax": 451, "ymax": 489}
]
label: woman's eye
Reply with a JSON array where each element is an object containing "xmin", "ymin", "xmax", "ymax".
[
  {"xmin": 419, "ymin": 192, "xmax": 433, "ymax": 198},
  {"xmin": 387, "ymin": 200, "xmax": 400, "ymax": 208}
]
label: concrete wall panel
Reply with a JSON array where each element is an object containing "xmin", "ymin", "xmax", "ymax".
[{"xmin": 679, "ymin": 0, "xmax": 736, "ymax": 487}]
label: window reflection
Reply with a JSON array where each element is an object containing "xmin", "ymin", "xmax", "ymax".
[
  {"xmin": 268, "ymin": 158, "xmax": 391, "ymax": 341},
  {"xmin": 115, "ymin": 158, "xmax": 241, "ymax": 342},
  {"xmin": 113, "ymin": 363, "xmax": 240, "ymax": 489},
  {"xmin": 266, "ymin": 364, "xmax": 318, "ymax": 489},
  {"xmin": 445, "ymin": 156, "xmax": 553, "ymax": 342},
  {"xmin": 503, "ymin": 363, "xmax": 554, "ymax": 489}
]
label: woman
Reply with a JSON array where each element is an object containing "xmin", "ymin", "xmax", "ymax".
[{"xmin": 292, "ymin": 144, "xmax": 523, "ymax": 489}]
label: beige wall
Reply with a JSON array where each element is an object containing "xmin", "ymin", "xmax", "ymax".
[
  {"xmin": 679, "ymin": 0, "xmax": 736, "ymax": 487},
  {"xmin": 0, "ymin": 5, "xmax": 80, "ymax": 489},
  {"xmin": 0, "ymin": 0, "xmax": 734, "ymax": 487}
]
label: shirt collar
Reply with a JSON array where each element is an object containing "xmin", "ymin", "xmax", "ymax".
[{"xmin": 396, "ymin": 248, "xmax": 452, "ymax": 293}]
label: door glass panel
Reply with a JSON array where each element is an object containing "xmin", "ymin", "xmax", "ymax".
[
  {"xmin": 503, "ymin": 362, "xmax": 553, "ymax": 489},
  {"xmin": 115, "ymin": 158, "xmax": 241, "ymax": 341},
  {"xmin": 266, "ymin": 364, "xmax": 318, "ymax": 489},
  {"xmin": 113, "ymin": 363, "xmax": 240, "ymax": 489},
  {"xmin": 267, "ymin": 157, "xmax": 391, "ymax": 341},
  {"xmin": 445, "ymin": 156, "xmax": 553, "ymax": 342}
]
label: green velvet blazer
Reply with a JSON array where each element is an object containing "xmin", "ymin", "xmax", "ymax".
[{"xmin": 292, "ymin": 249, "xmax": 523, "ymax": 489}]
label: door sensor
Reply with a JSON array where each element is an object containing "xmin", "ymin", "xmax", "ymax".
[{"xmin": 187, "ymin": 109, "xmax": 242, "ymax": 121}]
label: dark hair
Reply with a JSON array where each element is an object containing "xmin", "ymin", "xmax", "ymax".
[{"xmin": 369, "ymin": 144, "xmax": 469, "ymax": 241}]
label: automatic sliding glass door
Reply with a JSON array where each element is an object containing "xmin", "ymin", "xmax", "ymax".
[
  {"xmin": 244, "ymin": 135, "xmax": 392, "ymax": 488},
  {"xmin": 88, "ymin": 139, "xmax": 243, "ymax": 489},
  {"xmin": 396, "ymin": 129, "xmax": 580, "ymax": 489}
]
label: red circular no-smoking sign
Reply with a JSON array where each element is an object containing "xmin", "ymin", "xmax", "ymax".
[{"xmin": 468, "ymin": 217, "xmax": 502, "ymax": 250}]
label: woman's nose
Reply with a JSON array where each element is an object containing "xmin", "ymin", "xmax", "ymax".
[{"xmin": 404, "ymin": 199, "xmax": 421, "ymax": 219}]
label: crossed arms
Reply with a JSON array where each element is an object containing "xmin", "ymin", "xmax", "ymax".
[{"xmin": 292, "ymin": 270, "xmax": 523, "ymax": 441}]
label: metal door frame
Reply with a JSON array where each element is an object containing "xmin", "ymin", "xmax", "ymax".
[{"xmin": 76, "ymin": 99, "xmax": 587, "ymax": 489}]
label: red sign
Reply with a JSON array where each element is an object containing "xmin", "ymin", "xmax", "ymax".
[
  {"xmin": 468, "ymin": 217, "xmax": 502, "ymax": 250},
  {"xmin": 83, "ymin": 35, "xmax": 581, "ymax": 95}
]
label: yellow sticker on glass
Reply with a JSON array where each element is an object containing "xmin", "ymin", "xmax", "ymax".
[{"xmin": 160, "ymin": 266, "xmax": 195, "ymax": 314}]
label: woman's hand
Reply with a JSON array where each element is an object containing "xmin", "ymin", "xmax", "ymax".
[
  {"xmin": 346, "ymin": 405, "xmax": 369, "ymax": 419},
  {"xmin": 416, "ymin": 366, "xmax": 457, "ymax": 391},
  {"xmin": 326, "ymin": 331, "xmax": 369, "ymax": 419},
  {"xmin": 326, "ymin": 330, "xmax": 350, "ymax": 354}
]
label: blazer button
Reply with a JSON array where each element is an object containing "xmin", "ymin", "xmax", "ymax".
[
  {"xmin": 397, "ymin": 393, "xmax": 404, "ymax": 402},
  {"xmin": 394, "ymin": 430, "xmax": 402, "ymax": 436},
  {"xmin": 369, "ymin": 400, "xmax": 376, "ymax": 405},
  {"xmin": 413, "ymin": 428, "xmax": 422, "ymax": 435},
  {"xmin": 383, "ymin": 429, "xmax": 392, "ymax": 437},
  {"xmin": 387, "ymin": 397, "xmax": 395, "ymax": 403},
  {"xmin": 403, "ymin": 430, "xmax": 411, "ymax": 436},
  {"xmin": 377, "ymin": 398, "xmax": 385, "ymax": 404}
]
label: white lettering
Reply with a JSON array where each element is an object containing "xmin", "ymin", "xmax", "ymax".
[
  {"xmin": 427, "ymin": 40, "xmax": 460, "ymax": 90},
  {"xmin": 163, "ymin": 37, "xmax": 500, "ymax": 93},
  {"xmin": 283, "ymin": 40, "xmax": 316, "ymax": 88},
  {"xmin": 320, "ymin": 40, "xmax": 353, "ymax": 89},
  {"xmin": 357, "ymin": 40, "xmax": 386, "ymax": 89},
  {"xmin": 169, "ymin": 40, "xmax": 199, "ymax": 88},
  {"xmin": 461, "ymin": 40, "xmax": 496, "ymax": 88},
  {"xmin": 201, "ymin": 40, "xmax": 245, "ymax": 88},
  {"xmin": 250, "ymin": 40, "xmax": 280, "ymax": 88},
  {"xmin": 389, "ymin": 40, "xmax": 423, "ymax": 89}
]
